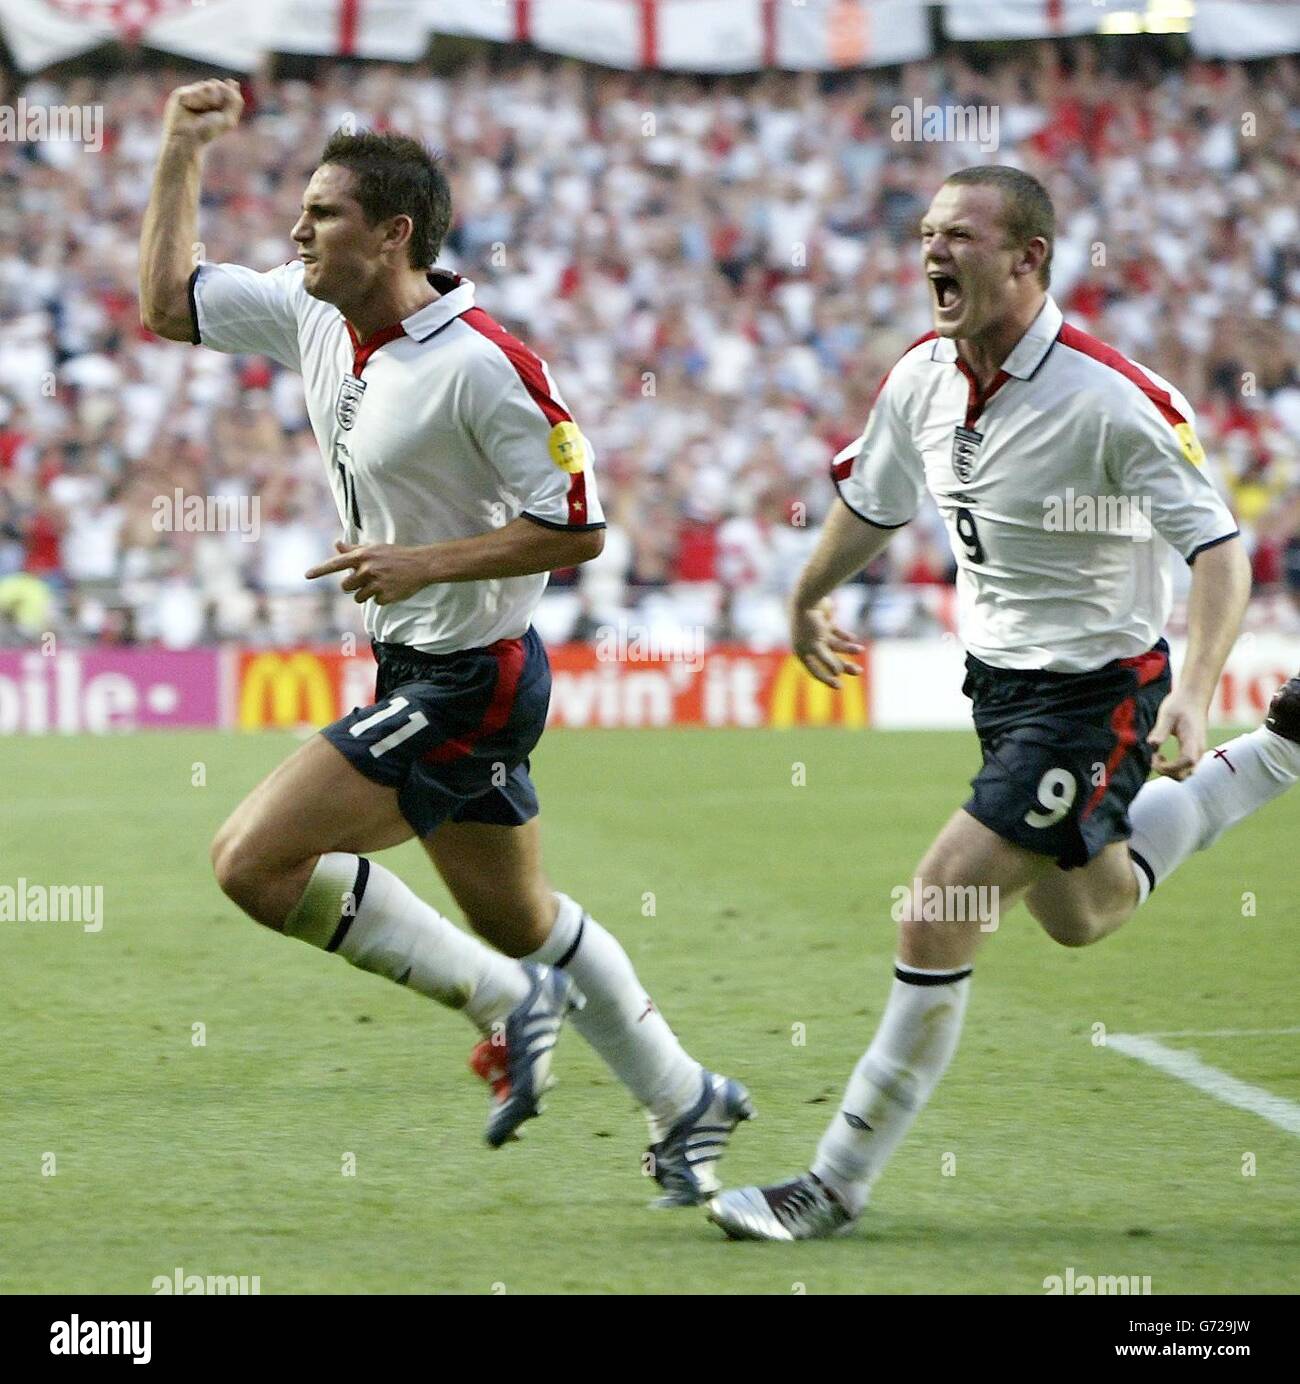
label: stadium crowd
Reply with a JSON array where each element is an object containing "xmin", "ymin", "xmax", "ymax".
[{"xmin": 2, "ymin": 43, "xmax": 1299, "ymax": 650}]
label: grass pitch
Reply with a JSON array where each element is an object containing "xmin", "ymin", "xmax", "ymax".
[{"xmin": 2, "ymin": 727, "xmax": 1296, "ymax": 1294}]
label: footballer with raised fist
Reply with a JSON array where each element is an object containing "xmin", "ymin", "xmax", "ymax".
[
  {"xmin": 708, "ymin": 165, "xmax": 1300, "ymax": 1240},
  {"xmin": 139, "ymin": 78, "xmax": 751, "ymax": 1203}
]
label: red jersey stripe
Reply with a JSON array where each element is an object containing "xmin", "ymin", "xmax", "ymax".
[
  {"xmin": 1057, "ymin": 323, "xmax": 1189, "ymax": 431},
  {"xmin": 463, "ymin": 306, "xmax": 590, "ymax": 524},
  {"xmin": 461, "ymin": 307, "xmax": 572, "ymax": 427},
  {"xmin": 565, "ymin": 469, "xmax": 589, "ymax": 522}
]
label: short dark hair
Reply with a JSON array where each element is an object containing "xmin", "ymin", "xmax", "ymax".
[
  {"xmin": 943, "ymin": 165, "xmax": 1055, "ymax": 287},
  {"xmin": 317, "ymin": 129, "xmax": 451, "ymax": 268}
]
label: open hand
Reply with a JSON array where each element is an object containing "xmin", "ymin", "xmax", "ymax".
[{"xmin": 791, "ymin": 597, "xmax": 864, "ymax": 689}]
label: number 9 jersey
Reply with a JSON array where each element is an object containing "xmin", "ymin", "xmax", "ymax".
[{"xmin": 831, "ymin": 296, "xmax": 1237, "ymax": 674}]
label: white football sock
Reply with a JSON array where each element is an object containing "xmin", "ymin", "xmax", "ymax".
[
  {"xmin": 527, "ymin": 892, "xmax": 702, "ymax": 1139},
  {"xmin": 1128, "ymin": 726, "xmax": 1300, "ymax": 899},
  {"xmin": 283, "ymin": 852, "xmax": 530, "ymax": 1031},
  {"xmin": 812, "ymin": 962, "xmax": 971, "ymax": 1216}
]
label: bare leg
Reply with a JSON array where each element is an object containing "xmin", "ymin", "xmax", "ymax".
[
  {"xmin": 1023, "ymin": 840, "xmax": 1139, "ymax": 948},
  {"xmin": 421, "ymin": 817, "xmax": 556, "ymax": 957},
  {"xmin": 210, "ymin": 734, "xmax": 413, "ymax": 929}
]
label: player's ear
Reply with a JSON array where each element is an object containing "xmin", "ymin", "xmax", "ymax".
[
  {"xmin": 384, "ymin": 213, "xmax": 415, "ymax": 258},
  {"xmin": 1017, "ymin": 236, "xmax": 1049, "ymax": 278}
]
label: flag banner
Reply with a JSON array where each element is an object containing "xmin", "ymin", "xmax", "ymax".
[
  {"xmin": 422, "ymin": 0, "xmax": 517, "ymax": 43},
  {"xmin": 776, "ymin": 0, "xmax": 932, "ymax": 70},
  {"xmin": 261, "ymin": 0, "xmax": 432, "ymax": 60},
  {"xmin": 14, "ymin": 0, "xmax": 1293, "ymax": 74},
  {"xmin": 147, "ymin": 0, "xmax": 261, "ymax": 71},
  {"xmin": 527, "ymin": 0, "xmax": 645, "ymax": 69},
  {"xmin": 1191, "ymin": 1, "xmax": 1300, "ymax": 59},
  {"xmin": 657, "ymin": 0, "xmax": 764, "ymax": 72},
  {"xmin": 0, "ymin": 0, "xmax": 426, "ymax": 72},
  {"xmin": 0, "ymin": 0, "xmax": 132, "ymax": 73},
  {"xmin": 943, "ymin": 0, "xmax": 1112, "ymax": 40}
]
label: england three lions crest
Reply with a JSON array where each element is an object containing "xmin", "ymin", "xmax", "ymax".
[
  {"xmin": 335, "ymin": 374, "xmax": 367, "ymax": 431},
  {"xmin": 952, "ymin": 426, "xmax": 983, "ymax": 483}
]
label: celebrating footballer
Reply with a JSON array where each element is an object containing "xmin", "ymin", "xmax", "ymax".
[
  {"xmin": 139, "ymin": 78, "xmax": 752, "ymax": 1208},
  {"xmin": 708, "ymin": 165, "xmax": 1300, "ymax": 1241}
]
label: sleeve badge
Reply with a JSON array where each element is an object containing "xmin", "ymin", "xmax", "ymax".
[{"xmin": 548, "ymin": 420, "xmax": 587, "ymax": 474}]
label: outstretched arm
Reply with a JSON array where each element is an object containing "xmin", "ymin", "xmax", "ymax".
[
  {"xmin": 139, "ymin": 78, "xmax": 244, "ymax": 341},
  {"xmin": 789, "ymin": 498, "xmax": 896, "ymax": 688}
]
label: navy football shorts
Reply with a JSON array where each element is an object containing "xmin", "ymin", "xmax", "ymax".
[
  {"xmin": 322, "ymin": 627, "xmax": 551, "ymax": 838},
  {"xmin": 961, "ymin": 639, "xmax": 1172, "ymax": 869}
]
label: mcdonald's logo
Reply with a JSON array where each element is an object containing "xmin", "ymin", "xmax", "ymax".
[
  {"xmin": 239, "ymin": 651, "xmax": 338, "ymax": 729},
  {"xmin": 768, "ymin": 654, "xmax": 867, "ymax": 728}
]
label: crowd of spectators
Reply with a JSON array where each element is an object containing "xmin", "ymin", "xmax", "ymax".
[{"xmin": 2, "ymin": 42, "xmax": 1299, "ymax": 650}]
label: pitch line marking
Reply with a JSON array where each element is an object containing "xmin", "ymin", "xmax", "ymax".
[
  {"xmin": 1133, "ymin": 1026, "xmax": 1300, "ymax": 1040},
  {"xmin": 1108, "ymin": 1033, "xmax": 1300, "ymax": 1138}
]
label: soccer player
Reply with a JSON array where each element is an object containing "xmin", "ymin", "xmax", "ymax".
[
  {"xmin": 139, "ymin": 79, "xmax": 751, "ymax": 1204},
  {"xmin": 708, "ymin": 165, "xmax": 1300, "ymax": 1240}
]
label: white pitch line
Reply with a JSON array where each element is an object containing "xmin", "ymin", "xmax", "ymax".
[
  {"xmin": 1135, "ymin": 1026, "xmax": 1300, "ymax": 1040},
  {"xmin": 1108, "ymin": 1033, "xmax": 1300, "ymax": 1138}
]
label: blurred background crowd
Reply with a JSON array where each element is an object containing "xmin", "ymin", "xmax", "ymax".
[{"xmin": 2, "ymin": 40, "xmax": 1299, "ymax": 650}]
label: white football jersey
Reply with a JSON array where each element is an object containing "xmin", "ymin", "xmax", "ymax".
[
  {"xmin": 189, "ymin": 261, "xmax": 604, "ymax": 654},
  {"xmin": 833, "ymin": 296, "xmax": 1238, "ymax": 672}
]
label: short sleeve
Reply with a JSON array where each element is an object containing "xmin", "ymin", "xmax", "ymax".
[
  {"xmin": 190, "ymin": 261, "xmax": 304, "ymax": 372},
  {"xmin": 468, "ymin": 345, "xmax": 605, "ymax": 532},
  {"xmin": 1107, "ymin": 387, "xmax": 1238, "ymax": 562},
  {"xmin": 831, "ymin": 370, "xmax": 925, "ymax": 529}
]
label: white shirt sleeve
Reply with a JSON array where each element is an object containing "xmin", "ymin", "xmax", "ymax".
[
  {"xmin": 832, "ymin": 368, "xmax": 926, "ymax": 528},
  {"xmin": 468, "ymin": 351, "xmax": 605, "ymax": 532},
  {"xmin": 190, "ymin": 261, "xmax": 304, "ymax": 372},
  {"xmin": 1107, "ymin": 386, "xmax": 1238, "ymax": 562}
]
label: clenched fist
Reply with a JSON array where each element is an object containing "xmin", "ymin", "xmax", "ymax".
[{"xmin": 163, "ymin": 78, "xmax": 244, "ymax": 146}]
